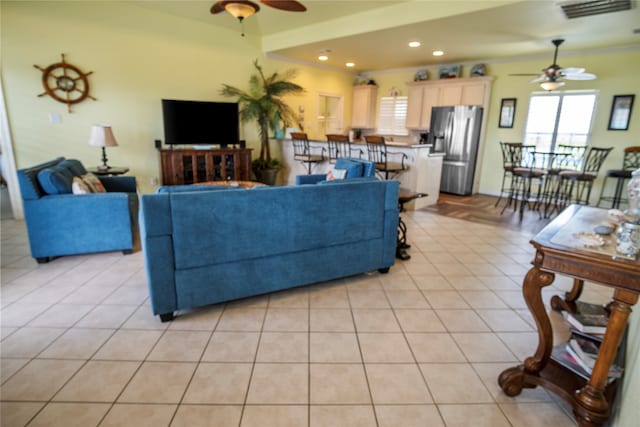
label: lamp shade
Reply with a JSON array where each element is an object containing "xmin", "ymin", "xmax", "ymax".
[
  {"xmin": 88, "ymin": 125, "xmax": 118, "ymax": 148},
  {"xmin": 540, "ymin": 81, "xmax": 565, "ymax": 91},
  {"xmin": 225, "ymin": 1, "xmax": 258, "ymax": 19}
]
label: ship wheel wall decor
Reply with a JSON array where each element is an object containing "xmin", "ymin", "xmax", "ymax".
[{"xmin": 34, "ymin": 53, "xmax": 96, "ymax": 112}]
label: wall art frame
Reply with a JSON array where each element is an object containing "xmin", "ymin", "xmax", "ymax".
[
  {"xmin": 608, "ymin": 94, "xmax": 634, "ymax": 131},
  {"xmin": 498, "ymin": 98, "xmax": 516, "ymax": 128}
]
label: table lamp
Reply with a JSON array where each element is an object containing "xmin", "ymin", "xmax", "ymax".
[{"xmin": 88, "ymin": 125, "xmax": 118, "ymax": 170}]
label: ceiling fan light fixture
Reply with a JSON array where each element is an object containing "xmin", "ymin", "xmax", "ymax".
[
  {"xmin": 224, "ymin": 1, "xmax": 259, "ymax": 20},
  {"xmin": 540, "ymin": 80, "xmax": 565, "ymax": 91}
]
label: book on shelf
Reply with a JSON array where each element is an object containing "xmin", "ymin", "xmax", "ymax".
[
  {"xmin": 564, "ymin": 311, "xmax": 608, "ymax": 335},
  {"xmin": 574, "ymin": 301, "xmax": 609, "ymax": 317},
  {"xmin": 551, "ymin": 344, "xmax": 622, "ymax": 384},
  {"xmin": 569, "ymin": 327, "xmax": 604, "ymax": 343}
]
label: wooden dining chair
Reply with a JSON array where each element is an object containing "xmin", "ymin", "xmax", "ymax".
[{"xmin": 291, "ymin": 132, "xmax": 325, "ymax": 174}]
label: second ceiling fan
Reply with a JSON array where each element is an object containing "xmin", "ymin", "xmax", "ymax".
[{"xmin": 511, "ymin": 39, "xmax": 597, "ymax": 91}]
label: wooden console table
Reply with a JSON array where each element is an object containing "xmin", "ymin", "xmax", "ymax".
[
  {"xmin": 160, "ymin": 148, "xmax": 252, "ymax": 185},
  {"xmin": 498, "ymin": 205, "xmax": 639, "ymax": 427}
]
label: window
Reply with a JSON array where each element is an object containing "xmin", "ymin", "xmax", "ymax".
[
  {"xmin": 378, "ymin": 96, "xmax": 408, "ymax": 136},
  {"xmin": 524, "ymin": 91, "xmax": 597, "ymax": 152},
  {"xmin": 317, "ymin": 93, "xmax": 343, "ymax": 136}
]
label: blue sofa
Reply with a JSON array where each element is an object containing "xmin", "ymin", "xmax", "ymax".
[
  {"xmin": 17, "ymin": 157, "xmax": 138, "ymax": 263},
  {"xmin": 140, "ymin": 178, "xmax": 399, "ymax": 321}
]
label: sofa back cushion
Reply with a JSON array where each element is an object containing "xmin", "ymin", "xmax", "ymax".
[
  {"xmin": 335, "ymin": 158, "xmax": 376, "ymax": 178},
  {"xmin": 37, "ymin": 165, "xmax": 74, "ymax": 195},
  {"xmin": 58, "ymin": 159, "xmax": 87, "ymax": 176},
  {"xmin": 167, "ymin": 182, "xmax": 388, "ymax": 270}
]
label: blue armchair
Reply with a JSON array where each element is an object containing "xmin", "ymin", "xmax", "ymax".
[
  {"xmin": 295, "ymin": 157, "xmax": 377, "ymax": 185},
  {"xmin": 17, "ymin": 157, "xmax": 138, "ymax": 263}
]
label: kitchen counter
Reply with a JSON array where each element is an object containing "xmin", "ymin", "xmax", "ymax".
[{"xmin": 280, "ymin": 138, "xmax": 443, "ymax": 209}]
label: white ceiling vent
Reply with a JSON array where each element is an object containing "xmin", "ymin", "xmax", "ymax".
[{"xmin": 560, "ymin": 0, "xmax": 632, "ymax": 19}]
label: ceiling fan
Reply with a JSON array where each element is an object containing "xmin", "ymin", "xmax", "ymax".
[
  {"xmin": 511, "ymin": 39, "xmax": 597, "ymax": 91},
  {"xmin": 211, "ymin": 1, "xmax": 306, "ymax": 36}
]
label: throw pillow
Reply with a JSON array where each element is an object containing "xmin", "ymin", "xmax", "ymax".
[
  {"xmin": 81, "ymin": 173, "xmax": 106, "ymax": 193},
  {"xmin": 37, "ymin": 165, "xmax": 74, "ymax": 194},
  {"xmin": 326, "ymin": 168, "xmax": 347, "ymax": 181},
  {"xmin": 71, "ymin": 176, "xmax": 92, "ymax": 194}
]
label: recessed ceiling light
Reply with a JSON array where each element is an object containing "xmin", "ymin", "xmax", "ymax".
[
  {"xmin": 318, "ymin": 55, "xmax": 329, "ymax": 61},
  {"xmin": 408, "ymin": 41, "xmax": 421, "ymax": 48},
  {"xmin": 433, "ymin": 50, "xmax": 444, "ymax": 56},
  {"xmin": 346, "ymin": 62, "xmax": 355, "ymax": 67}
]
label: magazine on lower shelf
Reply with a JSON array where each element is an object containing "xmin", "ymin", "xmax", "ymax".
[
  {"xmin": 564, "ymin": 311, "xmax": 608, "ymax": 335},
  {"xmin": 552, "ymin": 343, "xmax": 623, "ymax": 384},
  {"xmin": 565, "ymin": 337, "xmax": 624, "ymax": 378}
]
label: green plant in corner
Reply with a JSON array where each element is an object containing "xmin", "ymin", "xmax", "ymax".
[{"xmin": 220, "ymin": 60, "xmax": 304, "ymax": 182}]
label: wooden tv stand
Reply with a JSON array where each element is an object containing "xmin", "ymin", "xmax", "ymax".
[{"xmin": 160, "ymin": 147, "xmax": 253, "ymax": 185}]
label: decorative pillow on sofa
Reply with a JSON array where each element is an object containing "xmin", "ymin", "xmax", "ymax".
[
  {"xmin": 326, "ymin": 168, "xmax": 347, "ymax": 181},
  {"xmin": 72, "ymin": 177, "xmax": 92, "ymax": 194},
  {"xmin": 58, "ymin": 159, "xmax": 87, "ymax": 177},
  {"xmin": 37, "ymin": 165, "xmax": 74, "ymax": 195},
  {"xmin": 80, "ymin": 173, "xmax": 106, "ymax": 193}
]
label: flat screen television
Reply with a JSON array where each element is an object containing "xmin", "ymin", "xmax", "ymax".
[{"xmin": 161, "ymin": 99, "xmax": 239, "ymax": 146}]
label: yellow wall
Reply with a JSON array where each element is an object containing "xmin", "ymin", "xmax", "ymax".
[{"xmin": 1, "ymin": 1, "xmax": 354, "ymax": 193}]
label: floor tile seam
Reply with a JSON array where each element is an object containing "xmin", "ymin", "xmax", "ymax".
[
  {"xmin": 345, "ymin": 285, "xmax": 380, "ymax": 426},
  {"xmin": 236, "ymin": 302, "xmax": 269, "ymax": 427}
]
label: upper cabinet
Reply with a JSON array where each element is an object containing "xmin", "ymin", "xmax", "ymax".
[
  {"xmin": 351, "ymin": 85, "xmax": 378, "ymax": 129},
  {"xmin": 406, "ymin": 76, "xmax": 493, "ymax": 129}
]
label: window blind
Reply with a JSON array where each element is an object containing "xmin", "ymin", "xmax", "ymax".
[{"xmin": 378, "ymin": 96, "xmax": 408, "ymax": 136}]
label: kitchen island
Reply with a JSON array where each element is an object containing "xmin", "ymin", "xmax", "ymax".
[{"xmin": 280, "ymin": 138, "xmax": 444, "ymax": 210}]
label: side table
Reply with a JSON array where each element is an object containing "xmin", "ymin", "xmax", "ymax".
[
  {"xmin": 397, "ymin": 188, "xmax": 427, "ymax": 260},
  {"xmin": 498, "ymin": 205, "xmax": 639, "ymax": 427},
  {"xmin": 87, "ymin": 166, "xmax": 129, "ymax": 176}
]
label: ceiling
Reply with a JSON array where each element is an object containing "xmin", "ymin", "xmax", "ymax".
[{"xmin": 134, "ymin": 0, "xmax": 640, "ymax": 72}]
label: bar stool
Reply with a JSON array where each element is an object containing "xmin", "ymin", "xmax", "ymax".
[
  {"xmin": 291, "ymin": 132, "xmax": 325, "ymax": 174},
  {"xmin": 326, "ymin": 134, "xmax": 362, "ymax": 163},
  {"xmin": 597, "ymin": 146, "xmax": 640, "ymax": 209},
  {"xmin": 495, "ymin": 141, "xmax": 517, "ymax": 208},
  {"xmin": 364, "ymin": 135, "xmax": 408, "ymax": 180},
  {"xmin": 557, "ymin": 146, "xmax": 613, "ymax": 207}
]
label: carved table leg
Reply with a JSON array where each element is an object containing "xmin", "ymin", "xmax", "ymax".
[
  {"xmin": 573, "ymin": 289, "xmax": 637, "ymax": 427},
  {"xmin": 551, "ymin": 278, "xmax": 584, "ymax": 313},
  {"xmin": 499, "ymin": 265, "xmax": 555, "ymax": 395}
]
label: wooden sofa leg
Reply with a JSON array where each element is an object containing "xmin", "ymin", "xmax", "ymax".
[
  {"xmin": 159, "ymin": 312, "xmax": 175, "ymax": 322},
  {"xmin": 35, "ymin": 257, "xmax": 50, "ymax": 264},
  {"xmin": 378, "ymin": 267, "xmax": 390, "ymax": 274},
  {"xmin": 122, "ymin": 249, "xmax": 133, "ymax": 255}
]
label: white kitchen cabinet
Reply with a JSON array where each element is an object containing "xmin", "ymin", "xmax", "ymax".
[
  {"xmin": 351, "ymin": 84, "xmax": 377, "ymax": 129},
  {"xmin": 405, "ymin": 76, "xmax": 493, "ymax": 129}
]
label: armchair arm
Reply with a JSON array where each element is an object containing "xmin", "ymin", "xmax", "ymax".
[
  {"xmin": 99, "ymin": 176, "xmax": 137, "ymax": 193},
  {"xmin": 23, "ymin": 193, "xmax": 137, "ymax": 258}
]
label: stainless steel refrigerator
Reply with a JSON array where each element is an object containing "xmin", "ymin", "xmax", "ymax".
[{"xmin": 427, "ymin": 106, "xmax": 483, "ymax": 195}]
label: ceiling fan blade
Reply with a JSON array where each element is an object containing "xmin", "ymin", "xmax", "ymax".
[
  {"xmin": 261, "ymin": 0, "xmax": 306, "ymax": 12},
  {"xmin": 563, "ymin": 72, "xmax": 597, "ymax": 80},
  {"xmin": 560, "ymin": 67, "xmax": 585, "ymax": 74},
  {"xmin": 530, "ymin": 76, "xmax": 546, "ymax": 83},
  {"xmin": 509, "ymin": 73, "xmax": 541, "ymax": 76},
  {"xmin": 210, "ymin": 1, "xmax": 226, "ymax": 13}
]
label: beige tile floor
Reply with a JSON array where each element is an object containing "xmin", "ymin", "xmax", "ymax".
[{"xmin": 1, "ymin": 211, "xmax": 615, "ymax": 426}]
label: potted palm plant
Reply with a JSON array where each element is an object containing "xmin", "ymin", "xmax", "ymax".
[{"xmin": 220, "ymin": 60, "xmax": 304, "ymax": 184}]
